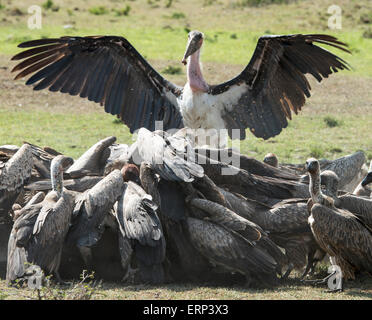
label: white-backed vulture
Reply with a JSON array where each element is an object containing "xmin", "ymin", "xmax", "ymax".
[
  {"xmin": 0, "ymin": 144, "xmax": 33, "ymax": 218},
  {"xmin": 6, "ymin": 155, "xmax": 74, "ymax": 284},
  {"xmin": 114, "ymin": 164, "xmax": 166, "ymax": 284},
  {"xmin": 306, "ymin": 158, "xmax": 372, "ymax": 291}
]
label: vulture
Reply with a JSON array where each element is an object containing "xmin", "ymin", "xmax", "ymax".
[
  {"xmin": 114, "ymin": 164, "xmax": 166, "ymax": 284},
  {"xmin": 6, "ymin": 155, "xmax": 75, "ymax": 284},
  {"xmin": 193, "ymin": 151, "xmax": 309, "ymax": 206},
  {"xmin": 300, "ymin": 151, "xmax": 367, "ymax": 191},
  {"xmin": 11, "ymin": 31, "xmax": 349, "ymax": 145},
  {"xmin": 263, "ymin": 153, "xmax": 279, "ymax": 168},
  {"xmin": 134, "ymin": 127, "xmax": 204, "ymax": 182},
  {"xmin": 139, "ymin": 164, "xmax": 224, "ymax": 284},
  {"xmin": 217, "ymin": 187, "xmax": 324, "ymax": 279},
  {"xmin": 319, "ymin": 170, "xmax": 372, "ymax": 230},
  {"xmin": 186, "ymin": 197, "xmax": 287, "ymax": 276},
  {"xmin": 0, "ymin": 144, "xmax": 33, "ymax": 218},
  {"xmin": 353, "ymin": 160, "xmax": 372, "ymax": 197},
  {"xmin": 195, "ymin": 147, "xmax": 299, "ymax": 182},
  {"xmin": 306, "ymin": 158, "xmax": 372, "ymax": 291},
  {"xmin": 16, "ymin": 139, "xmax": 113, "ymax": 195},
  {"xmin": 65, "ymin": 136, "xmax": 117, "ymax": 177},
  {"xmin": 65, "ymin": 169, "xmax": 125, "ymax": 269},
  {"xmin": 185, "ymin": 217, "xmax": 279, "ymax": 287}
]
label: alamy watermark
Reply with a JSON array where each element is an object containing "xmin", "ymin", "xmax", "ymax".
[
  {"xmin": 26, "ymin": 265, "xmax": 44, "ymax": 289},
  {"xmin": 327, "ymin": 264, "xmax": 343, "ymax": 291},
  {"xmin": 328, "ymin": 5, "xmax": 342, "ymax": 30},
  {"xmin": 129, "ymin": 121, "xmax": 242, "ymax": 175},
  {"xmin": 28, "ymin": 5, "xmax": 42, "ymax": 30}
]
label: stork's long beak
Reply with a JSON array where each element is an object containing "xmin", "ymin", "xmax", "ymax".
[{"xmin": 182, "ymin": 36, "xmax": 203, "ymax": 65}]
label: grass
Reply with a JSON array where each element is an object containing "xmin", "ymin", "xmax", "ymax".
[
  {"xmin": 0, "ymin": 0, "xmax": 372, "ymax": 299},
  {"xmin": 170, "ymin": 12, "xmax": 186, "ymax": 19},
  {"xmin": 323, "ymin": 116, "xmax": 343, "ymax": 128},
  {"xmin": 42, "ymin": 0, "xmax": 53, "ymax": 10},
  {"xmin": 1, "ymin": 1, "xmax": 372, "ymax": 76},
  {"xmin": 1, "ymin": 268, "xmax": 372, "ymax": 300},
  {"xmin": 89, "ymin": 6, "xmax": 109, "ymax": 15},
  {"xmin": 363, "ymin": 28, "xmax": 372, "ymax": 39},
  {"xmin": 113, "ymin": 6, "xmax": 131, "ymax": 16},
  {"xmin": 161, "ymin": 65, "xmax": 183, "ymax": 75},
  {"xmin": 233, "ymin": 0, "xmax": 292, "ymax": 7},
  {"xmin": 0, "ymin": 108, "xmax": 133, "ymax": 159}
]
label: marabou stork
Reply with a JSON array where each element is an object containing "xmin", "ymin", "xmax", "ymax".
[{"xmin": 11, "ymin": 31, "xmax": 350, "ymax": 145}]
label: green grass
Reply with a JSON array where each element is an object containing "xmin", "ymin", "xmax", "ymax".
[
  {"xmin": 89, "ymin": 6, "xmax": 109, "ymax": 15},
  {"xmin": 1, "ymin": 109, "xmax": 370, "ymax": 163},
  {"xmin": 169, "ymin": 12, "xmax": 186, "ymax": 19},
  {"xmin": 233, "ymin": 0, "xmax": 292, "ymax": 7},
  {"xmin": 161, "ymin": 65, "xmax": 183, "ymax": 75},
  {"xmin": 0, "ymin": 109, "xmax": 133, "ymax": 159},
  {"xmin": 1, "ymin": 0, "xmax": 372, "ymax": 76},
  {"xmin": 238, "ymin": 115, "xmax": 372, "ymax": 163},
  {"xmin": 113, "ymin": 6, "xmax": 131, "ymax": 16},
  {"xmin": 42, "ymin": 0, "xmax": 54, "ymax": 10},
  {"xmin": 323, "ymin": 115, "xmax": 343, "ymax": 128}
]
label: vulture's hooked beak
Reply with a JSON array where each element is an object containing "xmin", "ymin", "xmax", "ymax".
[{"xmin": 182, "ymin": 31, "xmax": 204, "ymax": 65}]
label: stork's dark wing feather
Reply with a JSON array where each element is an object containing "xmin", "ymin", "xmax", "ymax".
[
  {"xmin": 209, "ymin": 34, "xmax": 350, "ymax": 140},
  {"xmin": 11, "ymin": 36, "xmax": 184, "ymax": 133}
]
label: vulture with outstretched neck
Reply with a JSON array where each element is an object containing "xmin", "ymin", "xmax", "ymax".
[
  {"xmin": 306, "ymin": 158, "xmax": 372, "ymax": 290},
  {"xmin": 11, "ymin": 31, "xmax": 349, "ymax": 144}
]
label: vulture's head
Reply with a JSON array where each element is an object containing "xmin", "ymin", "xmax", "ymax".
[
  {"xmin": 305, "ymin": 158, "xmax": 320, "ymax": 175},
  {"xmin": 121, "ymin": 163, "xmax": 141, "ymax": 185},
  {"xmin": 320, "ymin": 170, "xmax": 339, "ymax": 196},
  {"xmin": 182, "ymin": 30, "xmax": 204, "ymax": 65},
  {"xmin": 263, "ymin": 153, "xmax": 279, "ymax": 168},
  {"xmin": 50, "ymin": 155, "xmax": 74, "ymax": 196},
  {"xmin": 51, "ymin": 155, "xmax": 74, "ymax": 175}
]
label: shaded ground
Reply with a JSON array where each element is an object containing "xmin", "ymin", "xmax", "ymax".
[{"xmin": 1, "ymin": 273, "xmax": 372, "ymax": 300}]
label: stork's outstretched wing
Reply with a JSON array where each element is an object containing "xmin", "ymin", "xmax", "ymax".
[
  {"xmin": 209, "ymin": 34, "xmax": 350, "ymax": 140},
  {"xmin": 11, "ymin": 36, "xmax": 184, "ymax": 132}
]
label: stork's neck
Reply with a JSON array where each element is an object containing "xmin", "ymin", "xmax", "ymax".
[{"xmin": 187, "ymin": 50, "xmax": 208, "ymax": 93}]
